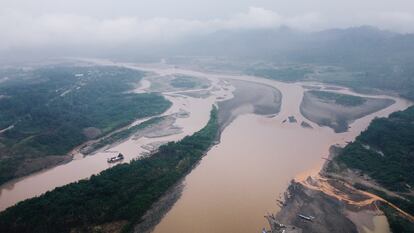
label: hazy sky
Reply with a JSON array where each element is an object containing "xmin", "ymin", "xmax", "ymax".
[{"xmin": 1, "ymin": 0, "xmax": 414, "ymax": 53}]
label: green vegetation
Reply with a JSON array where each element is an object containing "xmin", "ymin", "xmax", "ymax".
[
  {"xmin": 169, "ymin": 76, "xmax": 198, "ymax": 88},
  {"xmin": 337, "ymin": 106, "xmax": 414, "ymax": 192},
  {"xmin": 148, "ymin": 75, "xmax": 210, "ymax": 93},
  {"xmin": 335, "ymin": 106, "xmax": 414, "ymax": 230},
  {"xmin": 246, "ymin": 62, "xmax": 414, "ymax": 102},
  {"xmin": 246, "ymin": 66, "xmax": 313, "ymax": 82},
  {"xmin": 353, "ymin": 183, "xmax": 414, "ymax": 217},
  {"xmin": 332, "ymin": 57, "xmax": 414, "ymax": 102},
  {"xmin": 81, "ymin": 116, "xmax": 166, "ymax": 154},
  {"xmin": 310, "ymin": 67, "xmax": 414, "ymax": 101},
  {"xmin": 380, "ymin": 204, "xmax": 414, "ymax": 233},
  {"xmin": 0, "ymin": 66, "xmax": 171, "ymax": 185},
  {"xmin": 318, "ymin": 117, "xmax": 348, "ymax": 133},
  {"xmin": 0, "ymin": 107, "xmax": 219, "ymax": 233},
  {"xmin": 309, "ymin": 90, "xmax": 366, "ymax": 107},
  {"xmin": 281, "ymin": 27, "xmax": 414, "ymax": 101}
]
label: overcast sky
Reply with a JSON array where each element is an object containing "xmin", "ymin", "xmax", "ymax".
[{"xmin": 1, "ymin": 0, "xmax": 414, "ymax": 53}]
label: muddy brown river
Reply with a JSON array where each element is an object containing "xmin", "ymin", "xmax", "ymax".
[
  {"xmin": 139, "ymin": 65, "xmax": 410, "ymax": 233},
  {"xmin": 0, "ymin": 61, "xmax": 411, "ymax": 233}
]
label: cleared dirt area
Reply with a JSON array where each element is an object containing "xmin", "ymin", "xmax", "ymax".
[
  {"xmin": 274, "ymin": 181, "xmax": 359, "ymax": 233},
  {"xmin": 271, "ymin": 147, "xmax": 414, "ymax": 233}
]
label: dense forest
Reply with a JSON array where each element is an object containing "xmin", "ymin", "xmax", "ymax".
[
  {"xmin": 0, "ymin": 107, "xmax": 219, "ymax": 233},
  {"xmin": 0, "ymin": 66, "xmax": 171, "ymax": 185},
  {"xmin": 335, "ymin": 106, "xmax": 414, "ymax": 231},
  {"xmin": 337, "ymin": 106, "xmax": 414, "ymax": 192}
]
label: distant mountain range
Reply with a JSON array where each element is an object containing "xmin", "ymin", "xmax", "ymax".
[
  {"xmin": 2, "ymin": 26, "xmax": 414, "ymax": 100},
  {"xmin": 161, "ymin": 26, "xmax": 414, "ymax": 99}
]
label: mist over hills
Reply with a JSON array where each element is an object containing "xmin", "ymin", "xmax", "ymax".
[
  {"xmin": 143, "ymin": 26, "xmax": 414, "ymax": 100},
  {"xmin": 2, "ymin": 25, "xmax": 414, "ymax": 100},
  {"xmin": 1, "ymin": 25, "xmax": 413, "ymax": 61},
  {"xmin": 168, "ymin": 26, "xmax": 413, "ymax": 62}
]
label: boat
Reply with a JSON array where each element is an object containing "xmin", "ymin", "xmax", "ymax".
[
  {"xmin": 107, "ymin": 153, "xmax": 124, "ymax": 163},
  {"xmin": 298, "ymin": 214, "xmax": 313, "ymax": 221}
]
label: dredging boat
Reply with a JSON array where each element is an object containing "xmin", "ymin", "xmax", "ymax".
[{"xmin": 107, "ymin": 153, "xmax": 124, "ymax": 163}]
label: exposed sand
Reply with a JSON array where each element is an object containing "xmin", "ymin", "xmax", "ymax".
[
  {"xmin": 177, "ymin": 90, "xmax": 211, "ymax": 99},
  {"xmin": 300, "ymin": 91, "xmax": 395, "ymax": 133},
  {"xmin": 133, "ymin": 184, "xmax": 185, "ymax": 233},
  {"xmin": 57, "ymin": 58, "xmax": 410, "ymax": 232},
  {"xmin": 0, "ymin": 64, "xmax": 233, "ymax": 211},
  {"xmin": 217, "ymin": 79, "xmax": 282, "ymax": 130},
  {"xmin": 346, "ymin": 210, "xmax": 391, "ymax": 233},
  {"xmin": 275, "ymin": 181, "xmax": 359, "ymax": 233},
  {"xmin": 272, "ymin": 145, "xmax": 414, "ymax": 233},
  {"xmin": 133, "ymin": 80, "xmax": 282, "ymax": 233}
]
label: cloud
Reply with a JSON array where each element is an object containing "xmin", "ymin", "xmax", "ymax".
[
  {"xmin": 374, "ymin": 12, "xmax": 414, "ymax": 33},
  {"xmin": 0, "ymin": 7, "xmax": 321, "ymax": 52},
  {"xmin": 218, "ymin": 7, "xmax": 284, "ymax": 29},
  {"xmin": 0, "ymin": 7, "xmax": 413, "ymax": 53}
]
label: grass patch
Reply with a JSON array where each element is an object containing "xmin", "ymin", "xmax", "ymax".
[{"xmin": 309, "ymin": 90, "xmax": 366, "ymax": 107}]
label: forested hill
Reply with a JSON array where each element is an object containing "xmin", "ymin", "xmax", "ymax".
[
  {"xmin": 0, "ymin": 66, "xmax": 171, "ymax": 185},
  {"xmin": 0, "ymin": 107, "xmax": 219, "ymax": 233},
  {"xmin": 335, "ymin": 106, "xmax": 414, "ymax": 232},
  {"xmin": 170, "ymin": 26, "xmax": 414, "ymax": 101},
  {"xmin": 337, "ymin": 106, "xmax": 414, "ymax": 192}
]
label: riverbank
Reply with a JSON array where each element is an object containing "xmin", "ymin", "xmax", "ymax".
[
  {"xmin": 0, "ymin": 65, "xmax": 172, "ymax": 187},
  {"xmin": 217, "ymin": 79, "xmax": 282, "ymax": 130},
  {"xmin": 107, "ymin": 61, "xmax": 410, "ymax": 233},
  {"xmin": 269, "ymin": 147, "xmax": 373, "ymax": 233},
  {"xmin": 271, "ymin": 141, "xmax": 414, "ymax": 233},
  {"xmin": 0, "ymin": 64, "xmax": 235, "ymax": 211},
  {"xmin": 4, "ymin": 59, "xmax": 409, "ymax": 233},
  {"xmin": 0, "ymin": 108, "xmax": 220, "ymax": 233},
  {"xmin": 132, "ymin": 79, "xmax": 283, "ymax": 233}
]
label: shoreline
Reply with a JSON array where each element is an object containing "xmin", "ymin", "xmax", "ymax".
[
  {"xmin": 0, "ymin": 71, "xmax": 222, "ymax": 211},
  {"xmin": 300, "ymin": 90, "xmax": 395, "ymax": 133},
  {"xmin": 3, "ymin": 60, "xmax": 411, "ymax": 232},
  {"xmin": 0, "ymin": 109, "xmax": 170, "ymax": 199},
  {"xmin": 132, "ymin": 135, "xmax": 222, "ymax": 233},
  {"xmin": 267, "ymin": 146, "xmax": 372, "ymax": 233},
  {"xmin": 105, "ymin": 61, "xmax": 411, "ymax": 233},
  {"xmin": 269, "ymin": 143, "xmax": 414, "ymax": 233},
  {"xmin": 133, "ymin": 79, "xmax": 283, "ymax": 233},
  {"xmin": 0, "ymin": 73, "xmax": 172, "ymax": 190}
]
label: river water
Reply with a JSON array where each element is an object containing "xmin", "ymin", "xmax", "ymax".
[
  {"xmin": 137, "ymin": 65, "xmax": 411, "ymax": 233},
  {"xmin": 0, "ymin": 61, "xmax": 411, "ymax": 233},
  {"xmin": 0, "ymin": 69, "xmax": 233, "ymax": 211}
]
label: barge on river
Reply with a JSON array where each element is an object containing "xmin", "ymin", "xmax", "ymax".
[{"xmin": 107, "ymin": 153, "xmax": 124, "ymax": 163}]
